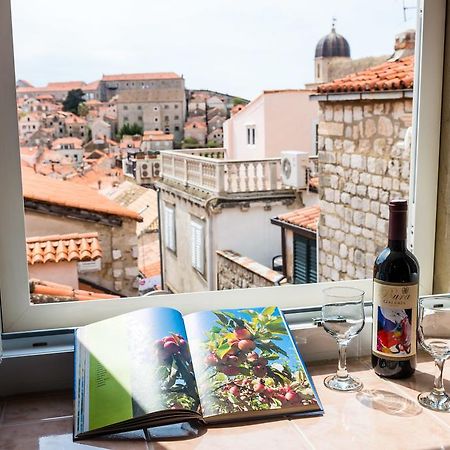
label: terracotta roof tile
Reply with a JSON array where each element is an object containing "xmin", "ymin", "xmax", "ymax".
[
  {"xmin": 276, "ymin": 205, "xmax": 320, "ymax": 232},
  {"xmin": 22, "ymin": 167, "xmax": 142, "ymax": 221},
  {"xmin": 26, "ymin": 232, "xmax": 102, "ymax": 265},
  {"xmin": 52, "ymin": 137, "xmax": 83, "ymax": 149},
  {"xmin": 317, "ymin": 56, "xmax": 414, "ymax": 93},
  {"xmin": 143, "ymin": 131, "xmax": 174, "ymax": 142},
  {"xmin": 29, "ymin": 279, "xmax": 119, "ymax": 302},
  {"xmin": 102, "ymin": 72, "xmax": 181, "ymax": 82}
]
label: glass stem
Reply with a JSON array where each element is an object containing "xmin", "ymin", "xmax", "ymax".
[
  {"xmin": 337, "ymin": 342, "xmax": 349, "ymax": 379},
  {"xmin": 432, "ymin": 359, "xmax": 446, "ymax": 396}
]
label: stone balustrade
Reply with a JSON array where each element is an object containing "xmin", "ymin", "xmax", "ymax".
[{"xmin": 160, "ymin": 149, "xmax": 284, "ymax": 195}]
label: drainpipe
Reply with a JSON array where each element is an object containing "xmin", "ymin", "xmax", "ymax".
[
  {"xmin": 207, "ymin": 211, "xmax": 215, "ymax": 291},
  {"xmin": 156, "ymin": 187, "xmax": 165, "ymax": 290}
]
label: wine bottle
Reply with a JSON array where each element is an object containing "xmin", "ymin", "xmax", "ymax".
[{"xmin": 371, "ymin": 199, "xmax": 419, "ymax": 378}]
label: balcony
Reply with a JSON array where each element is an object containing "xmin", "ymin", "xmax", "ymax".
[{"xmin": 160, "ymin": 148, "xmax": 291, "ymax": 196}]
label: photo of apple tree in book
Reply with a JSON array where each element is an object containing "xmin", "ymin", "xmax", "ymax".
[
  {"xmin": 192, "ymin": 307, "xmax": 317, "ymax": 416},
  {"xmin": 153, "ymin": 331, "xmax": 200, "ymax": 411}
]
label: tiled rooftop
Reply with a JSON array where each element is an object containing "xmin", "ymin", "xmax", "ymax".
[
  {"xmin": 29, "ymin": 279, "xmax": 119, "ymax": 302},
  {"xmin": 276, "ymin": 205, "xmax": 320, "ymax": 232},
  {"xmin": 102, "ymin": 72, "xmax": 181, "ymax": 81},
  {"xmin": 22, "ymin": 167, "xmax": 142, "ymax": 221},
  {"xmin": 317, "ymin": 55, "xmax": 414, "ymax": 93},
  {"xmin": 26, "ymin": 233, "xmax": 102, "ymax": 265},
  {"xmin": 52, "ymin": 137, "xmax": 83, "ymax": 149},
  {"xmin": 143, "ymin": 130, "xmax": 174, "ymax": 141}
]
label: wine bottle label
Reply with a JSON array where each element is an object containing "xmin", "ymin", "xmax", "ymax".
[{"xmin": 372, "ymin": 280, "xmax": 418, "ymax": 360}]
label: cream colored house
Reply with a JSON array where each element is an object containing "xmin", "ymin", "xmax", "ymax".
[{"xmin": 223, "ymin": 89, "xmax": 319, "ymax": 160}]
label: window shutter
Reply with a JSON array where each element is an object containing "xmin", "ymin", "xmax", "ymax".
[
  {"xmin": 293, "ymin": 235, "xmax": 308, "ymax": 284},
  {"xmin": 164, "ymin": 206, "xmax": 175, "ymax": 251},
  {"xmin": 308, "ymin": 239, "xmax": 317, "ymax": 283},
  {"xmin": 294, "ymin": 235, "xmax": 317, "ymax": 284},
  {"xmin": 191, "ymin": 221, "xmax": 204, "ymax": 274}
]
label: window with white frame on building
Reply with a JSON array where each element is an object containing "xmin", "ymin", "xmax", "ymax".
[
  {"xmin": 190, "ymin": 219, "xmax": 205, "ymax": 275},
  {"xmin": 164, "ymin": 205, "xmax": 176, "ymax": 252},
  {"xmin": 246, "ymin": 125, "xmax": 256, "ymax": 145}
]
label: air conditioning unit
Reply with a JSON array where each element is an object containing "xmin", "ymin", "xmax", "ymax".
[
  {"xmin": 152, "ymin": 161, "xmax": 161, "ymax": 178},
  {"xmin": 140, "ymin": 162, "xmax": 148, "ymax": 179},
  {"xmin": 280, "ymin": 151, "xmax": 308, "ymax": 189}
]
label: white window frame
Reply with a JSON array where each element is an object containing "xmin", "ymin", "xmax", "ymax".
[
  {"xmin": 246, "ymin": 125, "xmax": 256, "ymax": 146},
  {"xmin": 0, "ymin": 0, "xmax": 444, "ymax": 333},
  {"xmin": 190, "ymin": 219, "xmax": 205, "ymax": 275},
  {"xmin": 163, "ymin": 204, "xmax": 176, "ymax": 253}
]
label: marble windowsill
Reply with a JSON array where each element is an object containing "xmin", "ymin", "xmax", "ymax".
[{"xmin": 0, "ymin": 357, "xmax": 449, "ymax": 450}]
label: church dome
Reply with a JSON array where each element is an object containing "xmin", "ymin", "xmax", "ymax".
[{"xmin": 315, "ymin": 25, "xmax": 350, "ymax": 58}]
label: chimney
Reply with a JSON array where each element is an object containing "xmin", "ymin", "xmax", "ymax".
[{"xmin": 389, "ymin": 29, "xmax": 415, "ymax": 61}]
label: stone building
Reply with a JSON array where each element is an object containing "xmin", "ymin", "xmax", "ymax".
[
  {"xmin": 312, "ymin": 56, "xmax": 414, "ymax": 281},
  {"xmin": 311, "ymin": 23, "xmax": 389, "ymax": 87},
  {"xmin": 157, "ymin": 148, "xmax": 307, "ymax": 293},
  {"xmin": 117, "ymin": 88, "xmax": 186, "ymax": 143},
  {"xmin": 101, "ymin": 72, "xmax": 185, "ymax": 102},
  {"xmin": 22, "ymin": 167, "xmax": 142, "ymax": 296}
]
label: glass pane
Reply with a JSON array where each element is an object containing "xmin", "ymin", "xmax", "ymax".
[{"xmin": 11, "ymin": 0, "xmax": 417, "ymax": 303}]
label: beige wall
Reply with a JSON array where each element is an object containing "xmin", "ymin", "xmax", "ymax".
[
  {"xmin": 28, "ymin": 261, "xmax": 79, "ymax": 288},
  {"xmin": 264, "ymin": 91, "xmax": 318, "ymax": 157},
  {"xmin": 160, "ymin": 189, "xmax": 303, "ymax": 294},
  {"xmin": 317, "ymin": 98, "xmax": 412, "ymax": 281},
  {"xmin": 25, "ymin": 210, "xmax": 139, "ymax": 296},
  {"xmin": 224, "ymin": 91, "xmax": 318, "ymax": 160}
]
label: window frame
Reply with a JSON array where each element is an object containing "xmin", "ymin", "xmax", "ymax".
[
  {"xmin": 0, "ymin": 0, "xmax": 445, "ymax": 333},
  {"xmin": 190, "ymin": 218, "xmax": 205, "ymax": 275},
  {"xmin": 163, "ymin": 203, "xmax": 176, "ymax": 253}
]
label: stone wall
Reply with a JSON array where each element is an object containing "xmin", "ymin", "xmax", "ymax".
[
  {"xmin": 217, "ymin": 250, "xmax": 284, "ymax": 290},
  {"xmin": 317, "ymin": 97, "xmax": 412, "ymax": 281},
  {"xmin": 25, "ymin": 211, "xmax": 139, "ymax": 296}
]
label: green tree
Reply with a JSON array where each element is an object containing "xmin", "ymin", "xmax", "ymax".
[
  {"xmin": 207, "ymin": 140, "xmax": 220, "ymax": 148},
  {"xmin": 77, "ymin": 102, "xmax": 89, "ymax": 117},
  {"xmin": 118, "ymin": 123, "xmax": 143, "ymax": 139},
  {"xmin": 63, "ymin": 89, "xmax": 85, "ymax": 114},
  {"xmin": 183, "ymin": 137, "xmax": 202, "ymax": 149},
  {"xmin": 232, "ymin": 97, "xmax": 247, "ymax": 106}
]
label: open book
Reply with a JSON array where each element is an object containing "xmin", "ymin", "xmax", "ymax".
[{"xmin": 74, "ymin": 306, "xmax": 323, "ymax": 439}]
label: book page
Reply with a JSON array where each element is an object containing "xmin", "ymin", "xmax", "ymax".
[
  {"xmin": 74, "ymin": 307, "xmax": 200, "ymax": 436},
  {"xmin": 184, "ymin": 307, "xmax": 322, "ymax": 420}
]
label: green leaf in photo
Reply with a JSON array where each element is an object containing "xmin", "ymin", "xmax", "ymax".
[{"xmin": 216, "ymin": 343, "xmax": 232, "ymax": 359}]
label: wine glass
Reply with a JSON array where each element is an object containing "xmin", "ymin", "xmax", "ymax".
[
  {"xmin": 417, "ymin": 296, "xmax": 450, "ymax": 412},
  {"xmin": 321, "ymin": 287, "xmax": 365, "ymax": 392}
]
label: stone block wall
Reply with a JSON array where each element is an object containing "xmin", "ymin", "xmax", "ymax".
[
  {"xmin": 317, "ymin": 98, "xmax": 412, "ymax": 281},
  {"xmin": 217, "ymin": 250, "xmax": 284, "ymax": 290}
]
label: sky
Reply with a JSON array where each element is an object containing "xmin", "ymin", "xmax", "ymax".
[{"xmin": 10, "ymin": 0, "xmax": 416, "ymax": 100}]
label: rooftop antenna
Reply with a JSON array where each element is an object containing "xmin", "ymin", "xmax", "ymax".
[{"xmin": 402, "ymin": 0, "xmax": 416, "ymax": 21}]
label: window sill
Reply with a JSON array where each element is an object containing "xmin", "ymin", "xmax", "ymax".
[{"xmin": 1, "ymin": 355, "xmax": 447, "ymax": 448}]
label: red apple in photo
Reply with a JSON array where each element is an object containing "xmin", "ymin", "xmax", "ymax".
[
  {"xmin": 229, "ymin": 385, "xmax": 240, "ymax": 397},
  {"xmin": 246, "ymin": 352, "xmax": 259, "ymax": 363},
  {"xmin": 285, "ymin": 391, "xmax": 299, "ymax": 402},
  {"xmin": 220, "ymin": 365, "xmax": 241, "ymax": 376},
  {"xmin": 163, "ymin": 341, "xmax": 179, "ymax": 355},
  {"xmin": 205, "ymin": 353, "xmax": 219, "ymax": 366},
  {"xmin": 234, "ymin": 327, "xmax": 252, "ymax": 340},
  {"xmin": 253, "ymin": 365, "xmax": 267, "ymax": 378},
  {"xmin": 237, "ymin": 339, "xmax": 256, "ymax": 352},
  {"xmin": 253, "ymin": 382, "xmax": 265, "ymax": 393}
]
